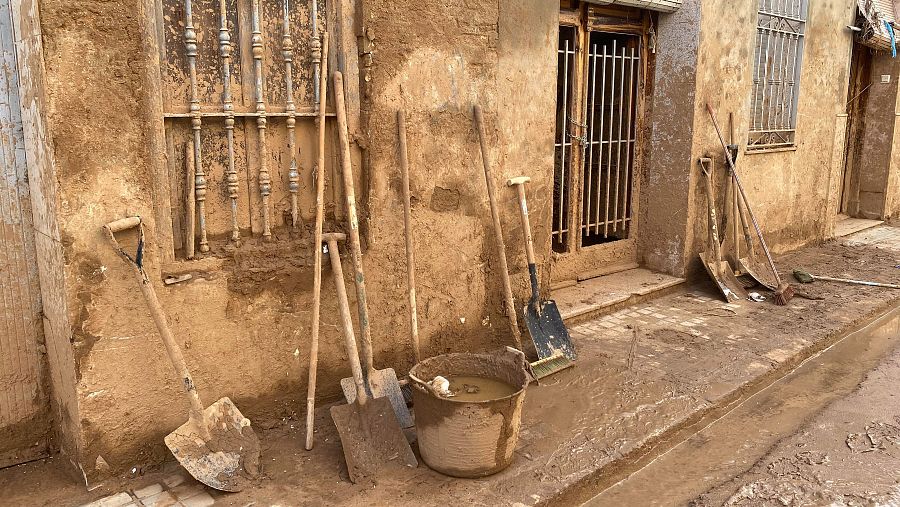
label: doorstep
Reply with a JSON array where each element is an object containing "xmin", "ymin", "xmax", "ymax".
[
  {"xmin": 554, "ymin": 267, "xmax": 686, "ymax": 325},
  {"xmin": 833, "ymin": 215, "xmax": 884, "ymax": 238}
]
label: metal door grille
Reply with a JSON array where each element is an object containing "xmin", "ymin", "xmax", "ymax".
[
  {"xmin": 749, "ymin": 0, "xmax": 807, "ymax": 149},
  {"xmin": 553, "ymin": 26, "xmax": 577, "ymax": 252},
  {"xmin": 581, "ymin": 34, "xmax": 639, "ymax": 245}
]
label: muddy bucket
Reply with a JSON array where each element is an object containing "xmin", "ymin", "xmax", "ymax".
[{"xmin": 409, "ymin": 347, "xmax": 533, "ymax": 478}]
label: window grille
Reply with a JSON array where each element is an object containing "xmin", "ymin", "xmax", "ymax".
[
  {"xmin": 553, "ymin": 26, "xmax": 577, "ymax": 252},
  {"xmin": 749, "ymin": 0, "xmax": 807, "ymax": 150}
]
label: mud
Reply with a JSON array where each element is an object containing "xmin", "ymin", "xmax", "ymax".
[
  {"xmin": 446, "ymin": 375, "xmax": 517, "ymax": 402},
  {"xmin": 584, "ymin": 303, "xmax": 900, "ymax": 506}
]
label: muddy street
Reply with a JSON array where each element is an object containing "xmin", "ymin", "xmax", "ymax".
[{"xmin": 585, "ymin": 305, "xmax": 900, "ymax": 507}]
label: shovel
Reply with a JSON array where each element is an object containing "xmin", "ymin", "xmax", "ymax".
[
  {"xmin": 333, "ymin": 72, "xmax": 412, "ymax": 429},
  {"xmin": 103, "ymin": 217, "xmax": 259, "ymax": 492},
  {"xmin": 698, "ymin": 159, "xmax": 748, "ymax": 303},
  {"xmin": 506, "ymin": 177, "xmax": 576, "ymax": 374},
  {"xmin": 324, "ymin": 233, "xmax": 418, "ymax": 484}
]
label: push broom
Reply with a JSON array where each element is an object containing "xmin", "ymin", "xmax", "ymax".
[{"xmin": 707, "ymin": 104, "xmax": 794, "ymax": 305}]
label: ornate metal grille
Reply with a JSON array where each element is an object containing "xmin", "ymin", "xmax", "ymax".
[{"xmin": 749, "ymin": 0, "xmax": 807, "ymax": 150}]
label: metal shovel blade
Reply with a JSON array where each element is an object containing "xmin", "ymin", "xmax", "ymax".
[
  {"xmin": 340, "ymin": 368, "xmax": 413, "ymax": 428},
  {"xmin": 525, "ymin": 299, "xmax": 576, "ymax": 361},
  {"xmin": 164, "ymin": 397, "xmax": 260, "ymax": 492},
  {"xmin": 699, "ymin": 252, "xmax": 748, "ymax": 303},
  {"xmin": 330, "ymin": 397, "xmax": 418, "ymax": 484}
]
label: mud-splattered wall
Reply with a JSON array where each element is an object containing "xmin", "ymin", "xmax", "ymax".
[
  {"xmin": 682, "ymin": 0, "xmax": 857, "ymax": 274},
  {"xmin": 38, "ymin": 0, "xmax": 557, "ymax": 481}
]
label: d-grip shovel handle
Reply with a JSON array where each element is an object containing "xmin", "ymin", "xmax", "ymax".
[
  {"xmin": 103, "ymin": 217, "xmax": 209, "ymax": 438},
  {"xmin": 507, "ymin": 177, "xmax": 540, "ymax": 309},
  {"xmin": 323, "ymin": 233, "xmax": 369, "ymax": 406}
]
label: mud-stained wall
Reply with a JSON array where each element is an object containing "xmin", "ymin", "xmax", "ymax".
[
  {"xmin": 38, "ymin": 0, "xmax": 557, "ymax": 480},
  {"xmin": 685, "ymin": 0, "xmax": 856, "ymax": 267}
]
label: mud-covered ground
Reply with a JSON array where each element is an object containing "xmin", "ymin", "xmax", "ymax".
[
  {"xmin": 2, "ymin": 226, "xmax": 900, "ymax": 506},
  {"xmin": 694, "ymin": 330, "xmax": 900, "ymax": 506}
]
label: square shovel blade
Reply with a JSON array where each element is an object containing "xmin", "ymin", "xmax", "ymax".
[
  {"xmin": 164, "ymin": 397, "xmax": 260, "ymax": 492},
  {"xmin": 340, "ymin": 368, "xmax": 414, "ymax": 428},
  {"xmin": 525, "ymin": 299, "xmax": 577, "ymax": 361},
  {"xmin": 330, "ymin": 397, "xmax": 417, "ymax": 484}
]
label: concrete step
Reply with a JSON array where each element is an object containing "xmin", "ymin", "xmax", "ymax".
[{"xmin": 553, "ymin": 267, "xmax": 686, "ymax": 326}]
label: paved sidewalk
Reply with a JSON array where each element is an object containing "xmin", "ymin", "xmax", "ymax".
[{"xmin": 4, "ymin": 226, "xmax": 900, "ymax": 507}]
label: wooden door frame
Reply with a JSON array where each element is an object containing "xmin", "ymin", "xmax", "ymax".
[{"xmin": 551, "ymin": 4, "xmax": 651, "ymax": 284}]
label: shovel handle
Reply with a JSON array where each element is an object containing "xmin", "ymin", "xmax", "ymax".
[
  {"xmin": 324, "ymin": 236, "xmax": 369, "ymax": 406},
  {"xmin": 334, "ymin": 72, "xmax": 376, "ymax": 377},
  {"xmin": 475, "ymin": 106, "xmax": 523, "ymax": 350},
  {"xmin": 507, "ymin": 177, "xmax": 540, "ymax": 307},
  {"xmin": 103, "ymin": 217, "xmax": 209, "ymax": 438}
]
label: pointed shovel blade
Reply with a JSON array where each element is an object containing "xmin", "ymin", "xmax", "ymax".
[
  {"xmin": 164, "ymin": 397, "xmax": 260, "ymax": 492},
  {"xmin": 330, "ymin": 397, "xmax": 417, "ymax": 484}
]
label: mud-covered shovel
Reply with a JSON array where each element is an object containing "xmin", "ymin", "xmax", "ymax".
[
  {"xmin": 324, "ymin": 233, "xmax": 417, "ymax": 484},
  {"xmin": 507, "ymin": 177, "xmax": 576, "ymax": 375},
  {"xmin": 103, "ymin": 217, "xmax": 260, "ymax": 492},
  {"xmin": 698, "ymin": 159, "xmax": 748, "ymax": 303}
]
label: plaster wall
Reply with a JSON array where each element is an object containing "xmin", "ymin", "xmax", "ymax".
[
  {"xmin": 685, "ymin": 0, "xmax": 857, "ymax": 268},
  {"xmin": 38, "ymin": 0, "xmax": 557, "ymax": 480}
]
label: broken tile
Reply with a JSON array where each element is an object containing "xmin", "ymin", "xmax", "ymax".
[
  {"xmin": 81, "ymin": 492, "xmax": 134, "ymax": 507},
  {"xmin": 179, "ymin": 491, "xmax": 215, "ymax": 507},
  {"xmin": 134, "ymin": 483, "xmax": 164, "ymax": 499},
  {"xmin": 171, "ymin": 482, "xmax": 204, "ymax": 501},
  {"xmin": 141, "ymin": 491, "xmax": 179, "ymax": 507},
  {"xmin": 163, "ymin": 473, "xmax": 186, "ymax": 489}
]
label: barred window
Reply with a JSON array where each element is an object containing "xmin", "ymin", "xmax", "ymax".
[{"xmin": 749, "ymin": 0, "xmax": 807, "ymax": 150}]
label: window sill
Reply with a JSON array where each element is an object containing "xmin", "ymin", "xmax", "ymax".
[{"xmin": 744, "ymin": 145, "xmax": 798, "ymax": 155}]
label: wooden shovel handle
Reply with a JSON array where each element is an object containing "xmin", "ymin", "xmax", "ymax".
[
  {"xmin": 474, "ymin": 106, "xmax": 523, "ymax": 350},
  {"xmin": 507, "ymin": 177, "xmax": 540, "ymax": 307},
  {"xmin": 334, "ymin": 71, "xmax": 376, "ymax": 376},
  {"xmin": 325, "ymin": 237, "xmax": 369, "ymax": 406},
  {"xmin": 103, "ymin": 218, "xmax": 209, "ymax": 438}
]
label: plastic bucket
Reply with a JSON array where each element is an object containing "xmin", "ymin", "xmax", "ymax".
[{"xmin": 409, "ymin": 347, "xmax": 532, "ymax": 478}]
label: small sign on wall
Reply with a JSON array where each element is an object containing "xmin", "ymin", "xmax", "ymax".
[{"xmin": 882, "ymin": 74, "xmax": 892, "ymax": 84}]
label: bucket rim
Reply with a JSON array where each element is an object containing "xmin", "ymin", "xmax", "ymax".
[{"xmin": 409, "ymin": 351, "xmax": 529, "ymax": 404}]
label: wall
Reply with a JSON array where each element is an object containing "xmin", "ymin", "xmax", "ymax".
[
  {"xmin": 38, "ymin": 0, "xmax": 558, "ymax": 481},
  {"xmin": 685, "ymin": 0, "xmax": 856, "ymax": 268}
]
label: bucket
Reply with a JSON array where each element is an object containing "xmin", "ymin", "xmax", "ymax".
[{"xmin": 409, "ymin": 347, "xmax": 533, "ymax": 478}]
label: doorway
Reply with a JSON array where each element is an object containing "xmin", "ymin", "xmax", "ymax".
[{"xmin": 552, "ymin": 3, "xmax": 650, "ymax": 283}]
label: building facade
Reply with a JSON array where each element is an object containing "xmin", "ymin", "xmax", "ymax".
[{"xmin": 0, "ymin": 0, "xmax": 895, "ymax": 482}]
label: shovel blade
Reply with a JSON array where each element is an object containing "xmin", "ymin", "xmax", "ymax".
[
  {"xmin": 164, "ymin": 397, "xmax": 260, "ymax": 492},
  {"xmin": 330, "ymin": 397, "xmax": 418, "ymax": 484},
  {"xmin": 525, "ymin": 299, "xmax": 576, "ymax": 361},
  {"xmin": 700, "ymin": 252, "xmax": 748, "ymax": 303},
  {"xmin": 340, "ymin": 368, "xmax": 413, "ymax": 428}
]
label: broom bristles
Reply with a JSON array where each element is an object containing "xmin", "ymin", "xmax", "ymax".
[{"xmin": 773, "ymin": 283, "xmax": 794, "ymax": 306}]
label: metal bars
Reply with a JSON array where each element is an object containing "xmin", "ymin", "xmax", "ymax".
[
  {"xmin": 171, "ymin": 0, "xmax": 325, "ymax": 257},
  {"xmin": 749, "ymin": 0, "xmax": 806, "ymax": 149},
  {"xmin": 219, "ymin": 0, "xmax": 239, "ymax": 243},
  {"xmin": 553, "ymin": 27, "xmax": 577, "ymax": 252},
  {"xmin": 184, "ymin": 0, "xmax": 209, "ymax": 253},
  {"xmin": 251, "ymin": 0, "xmax": 272, "ymax": 240},
  {"xmin": 283, "ymin": 0, "xmax": 299, "ymax": 227},
  {"xmin": 581, "ymin": 36, "xmax": 639, "ymax": 243}
]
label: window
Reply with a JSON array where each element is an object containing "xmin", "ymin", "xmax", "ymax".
[{"xmin": 749, "ymin": 0, "xmax": 807, "ymax": 150}]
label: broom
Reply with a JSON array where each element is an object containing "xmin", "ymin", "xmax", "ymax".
[{"xmin": 706, "ymin": 104, "xmax": 794, "ymax": 305}]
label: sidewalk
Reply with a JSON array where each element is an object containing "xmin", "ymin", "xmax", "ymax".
[{"xmin": 4, "ymin": 225, "xmax": 900, "ymax": 507}]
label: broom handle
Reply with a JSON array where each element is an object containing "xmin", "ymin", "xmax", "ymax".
[
  {"xmin": 706, "ymin": 104, "xmax": 783, "ymax": 286},
  {"xmin": 814, "ymin": 275, "xmax": 900, "ymax": 289}
]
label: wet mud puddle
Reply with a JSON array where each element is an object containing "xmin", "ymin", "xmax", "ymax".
[
  {"xmin": 580, "ymin": 305, "xmax": 900, "ymax": 507},
  {"xmin": 446, "ymin": 375, "xmax": 517, "ymax": 401}
]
